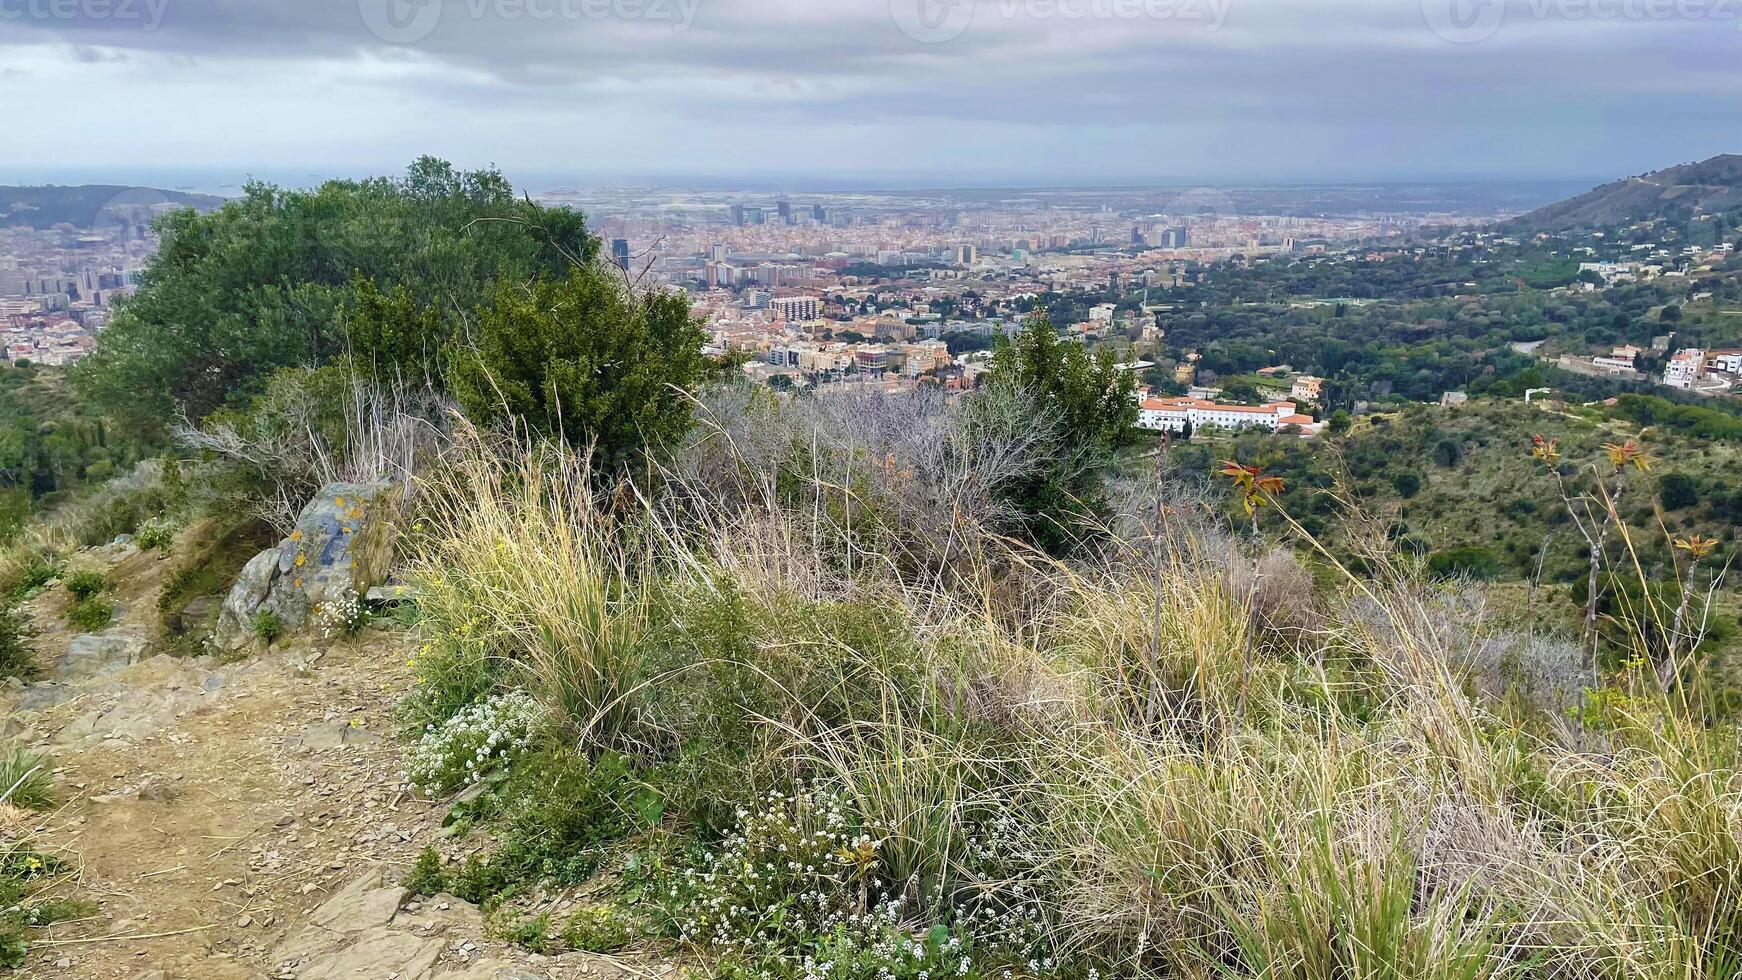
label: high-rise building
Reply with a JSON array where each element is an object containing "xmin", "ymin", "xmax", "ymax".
[
  {"xmin": 1161, "ymin": 227, "xmax": 1190, "ymax": 248},
  {"xmin": 709, "ymin": 243, "xmax": 728, "ymax": 262},
  {"xmin": 611, "ymin": 239, "xmax": 631, "ymax": 271},
  {"xmin": 777, "ymin": 201, "xmax": 793, "ymax": 225},
  {"xmin": 769, "ymin": 296, "xmax": 821, "ymax": 322},
  {"xmin": 729, "ymin": 204, "xmax": 745, "ymax": 227},
  {"xmin": 956, "ymin": 244, "xmax": 977, "ymax": 265},
  {"xmin": 812, "ymin": 204, "xmax": 826, "ymax": 222}
]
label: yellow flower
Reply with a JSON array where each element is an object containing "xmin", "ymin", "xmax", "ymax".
[
  {"xmin": 1601, "ymin": 441, "xmax": 1650, "ymax": 473},
  {"xmin": 290, "ymin": 530, "xmax": 304, "ymax": 541},
  {"xmin": 294, "ymin": 577, "xmax": 303, "ymax": 588},
  {"xmin": 1675, "ymin": 535, "xmax": 1718, "ymax": 559},
  {"xmin": 335, "ymin": 496, "xmax": 346, "ymax": 508},
  {"xmin": 294, "ymin": 553, "xmax": 307, "ymax": 567}
]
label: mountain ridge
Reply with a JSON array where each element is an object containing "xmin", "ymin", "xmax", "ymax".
[
  {"xmin": 0, "ymin": 184, "xmax": 226, "ymax": 231},
  {"xmin": 1504, "ymin": 153, "xmax": 1742, "ymax": 232}
]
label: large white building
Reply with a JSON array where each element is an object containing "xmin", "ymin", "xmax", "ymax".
[
  {"xmin": 1663, "ymin": 349, "xmax": 1706, "ymax": 389},
  {"xmin": 1137, "ymin": 397, "xmax": 1319, "ymax": 435}
]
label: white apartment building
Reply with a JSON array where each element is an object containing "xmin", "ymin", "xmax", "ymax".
[
  {"xmin": 1137, "ymin": 397, "xmax": 1319, "ymax": 435},
  {"xmin": 1663, "ymin": 349, "xmax": 1706, "ymax": 389},
  {"xmin": 768, "ymin": 296, "xmax": 821, "ymax": 322}
]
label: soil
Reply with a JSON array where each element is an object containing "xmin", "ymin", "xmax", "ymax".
[{"xmin": 1, "ymin": 536, "xmax": 653, "ymax": 980}]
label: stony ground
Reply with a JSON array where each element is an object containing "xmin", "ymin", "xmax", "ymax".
[{"xmin": 1, "ymin": 539, "xmax": 665, "ymax": 980}]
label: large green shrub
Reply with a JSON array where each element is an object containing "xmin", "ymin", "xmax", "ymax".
[
  {"xmin": 74, "ymin": 157, "xmax": 597, "ymax": 432},
  {"xmin": 448, "ymin": 266, "xmax": 708, "ymax": 472},
  {"xmin": 984, "ymin": 313, "xmax": 1137, "ymax": 555}
]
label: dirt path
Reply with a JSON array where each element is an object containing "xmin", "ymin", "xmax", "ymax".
[{"xmin": 1, "ymin": 541, "xmax": 616, "ymax": 980}]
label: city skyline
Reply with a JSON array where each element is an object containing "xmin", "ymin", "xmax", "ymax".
[{"xmin": 1, "ymin": 0, "xmax": 1737, "ymax": 186}]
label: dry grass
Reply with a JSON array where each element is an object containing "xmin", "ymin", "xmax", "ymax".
[{"xmin": 403, "ymin": 397, "xmax": 1742, "ymax": 980}]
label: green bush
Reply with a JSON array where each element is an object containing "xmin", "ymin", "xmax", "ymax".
[
  {"xmin": 72, "ymin": 157, "xmax": 595, "ymax": 430},
  {"xmin": 1427, "ymin": 546, "xmax": 1502, "ymax": 581},
  {"xmin": 405, "ymin": 845, "xmax": 447, "ymax": 897},
  {"xmin": 4, "ymin": 556, "xmax": 56, "ymax": 600},
  {"xmin": 448, "ymin": 265, "xmax": 709, "ymax": 473},
  {"xmin": 66, "ymin": 598, "xmax": 113, "ymax": 633},
  {"xmin": 1658, "ymin": 472, "xmax": 1699, "ymax": 510},
  {"xmin": 63, "ymin": 568, "xmax": 109, "ymax": 601},
  {"xmin": 134, "ymin": 518, "xmax": 177, "ymax": 551}
]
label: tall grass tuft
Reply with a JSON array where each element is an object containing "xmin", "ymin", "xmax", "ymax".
[
  {"xmin": 398, "ymin": 389, "xmax": 1742, "ymax": 980},
  {"xmin": 408, "ymin": 427, "xmax": 649, "ymax": 754}
]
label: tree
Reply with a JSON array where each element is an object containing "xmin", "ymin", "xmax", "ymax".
[
  {"xmin": 343, "ymin": 277, "xmax": 449, "ymax": 387},
  {"xmin": 986, "ymin": 313, "xmax": 1137, "ymax": 555},
  {"xmin": 76, "ymin": 157, "xmax": 596, "ymax": 432},
  {"xmin": 448, "ymin": 265, "xmax": 708, "ymax": 474},
  {"xmin": 1658, "ymin": 472, "xmax": 1699, "ymax": 510},
  {"xmin": 1433, "ymin": 438, "xmax": 1463, "ymax": 467},
  {"xmin": 1327, "ymin": 410, "xmax": 1353, "ymax": 436}
]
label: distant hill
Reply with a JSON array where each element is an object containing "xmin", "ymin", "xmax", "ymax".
[
  {"xmin": 0, "ymin": 184, "xmax": 225, "ymax": 231},
  {"xmin": 1505, "ymin": 154, "xmax": 1742, "ymax": 233}
]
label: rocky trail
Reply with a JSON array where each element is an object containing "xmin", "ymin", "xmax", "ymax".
[{"xmin": 1, "ymin": 537, "xmax": 647, "ymax": 980}]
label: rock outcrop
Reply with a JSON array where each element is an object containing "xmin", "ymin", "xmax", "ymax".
[
  {"xmin": 213, "ymin": 482, "xmax": 398, "ymax": 650},
  {"xmin": 57, "ymin": 623, "xmax": 151, "ymax": 681}
]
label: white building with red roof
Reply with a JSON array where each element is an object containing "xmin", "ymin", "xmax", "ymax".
[{"xmin": 1138, "ymin": 396, "xmax": 1321, "ymax": 436}]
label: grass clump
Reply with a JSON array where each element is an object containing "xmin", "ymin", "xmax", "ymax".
[
  {"xmin": 0, "ymin": 837, "xmax": 88, "ymax": 969},
  {"xmin": 250, "ymin": 610, "xmax": 282, "ymax": 645},
  {"xmin": 0, "ymin": 609, "xmax": 33, "ymax": 681},
  {"xmin": 62, "ymin": 568, "xmax": 108, "ymax": 602},
  {"xmin": 393, "ymin": 414, "xmax": 1742, "ymax": 980},
  {"xmin": 0, "ymin": 748, "xmax": 52, "ymax": 811},
  {"xmin": 65, "ymin": 597, "xmax": 113, "ymax": 633}
]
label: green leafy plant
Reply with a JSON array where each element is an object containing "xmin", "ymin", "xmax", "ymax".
[
  {"xmin": 448, "ymin": 264, "xmax": 708, "ymax": 474},
  {"xmin": 66, "ymin": 598, "xmax": 113, "ymax": 633},
  {"xmin": 250, "ymin": 610, "xmax": 283, "ymax": 645},
  {"xmin": 135, "ymin": 517, "xmax": 177, "ymax": 552},
  {"xmin": 63, "ymin": 568, "xmax": 109, "ymax": 602},
  {"xmin": 405, "ymin": 845, "xmax": 447, "ymax": 897}
]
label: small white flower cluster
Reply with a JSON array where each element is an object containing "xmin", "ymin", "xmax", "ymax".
[
  {"xmin": 405, "ymin": 691, "xmax": 543, "ymax": 794},
  {"xmin": 796, "ymin": 910, "xmax": 973, "ymax": 980},
  {"xmin": 674, "ymin": 787, "xmax": 888, "ymax": 954},
  {"xmin": 316, "ymin": 590, "xmax": 368, "ymax": 639},
  {"xmin": 953, "ymin": 807, "xmax": 1052, "ymax": 964}
]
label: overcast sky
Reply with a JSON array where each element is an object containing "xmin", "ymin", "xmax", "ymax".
[{"xmin": 1, "ymin": 0, "xmax": 1737, "ymax": 189}]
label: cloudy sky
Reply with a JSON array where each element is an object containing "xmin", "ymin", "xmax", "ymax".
[{"xmin": 0, "ymin": 0, "xmax": 1737, "ymax": 189}]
